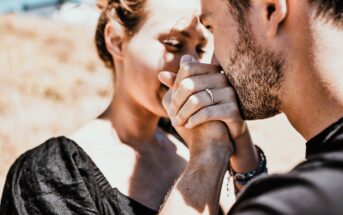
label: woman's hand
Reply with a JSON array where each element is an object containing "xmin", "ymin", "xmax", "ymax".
[
  {"xmin": 160, "ymin": 55, "xmax": 234, "ymax": 159},
  {"xmin": 159, "ymin": 55, "xmax": 259, "ymax": 192},
  {"xmin": 163, "ymin": 86, "xmax": 234, "ymax": 158},
  {"xmin": 160, "ymin": 55, "xmax": 246, "ymax": 141}
]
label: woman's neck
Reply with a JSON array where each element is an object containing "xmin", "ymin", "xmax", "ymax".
[{"xmin": 100, "ymin": 93, "xmax": 161, "ymax": 146}]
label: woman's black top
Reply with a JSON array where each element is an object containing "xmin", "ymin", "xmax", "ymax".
[{"xmin": 0, "ymin": 137, "xmax": 157, "ymax": 215}]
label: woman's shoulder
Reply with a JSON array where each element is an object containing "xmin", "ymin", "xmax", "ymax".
[
  {"xmin": 5, "ymin": 136, "xmax": 91, "ymax": 185},
  {"xmin": 13, "ymin": 136, "xmax": 87, "ymax": 170},
  {"xmin": 1, "ymin": 136, "xmax": 112, "ymax": 213}
]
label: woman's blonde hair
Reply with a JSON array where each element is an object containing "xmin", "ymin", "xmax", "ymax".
[{"xmin": 95, "ymin": 0, "xmax": 147, "ymax": 69}]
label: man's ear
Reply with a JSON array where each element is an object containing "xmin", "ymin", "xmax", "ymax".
[
  {"xmin": 104, "ymin": 21, "xmax": 125, "ymax": 60},
  {"xmin": 264, "ymin": 0, "xmax": 288, "ymax": 38}
]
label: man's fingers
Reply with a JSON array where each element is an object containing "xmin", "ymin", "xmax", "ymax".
[{"xmin": 159, "ymin": 71, "xmax": 177, "ymax": 88}]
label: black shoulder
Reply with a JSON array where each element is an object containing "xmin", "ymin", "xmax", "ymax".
[
  {"xmin": 1, "ymin": 136, "xmax": 100, "ymax": 214},
  {"xmin": 229, "ymin": 158, "xmax": 343, "ymax": 215},
  {"xmin": 20, "ymin": 136, "xmax": 89, "ymax": 172},
  {"xmin": 7, "ymin": 137, "xmax": 89, "ymax": 190}
]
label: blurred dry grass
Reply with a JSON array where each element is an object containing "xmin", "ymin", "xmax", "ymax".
[
  {"xmin": 0, "ymin": 14, "xmax": 112, "ymax": 196},
  {"xmin": 0, "ymin": 14, "xmax": 306, "ymax": 198}
]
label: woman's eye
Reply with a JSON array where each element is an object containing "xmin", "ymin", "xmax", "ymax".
[{"xmin": 163, "ymin": 39, "xmax": 184, "ymax": 53}]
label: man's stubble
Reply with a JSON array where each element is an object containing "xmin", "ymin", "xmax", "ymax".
[{"xmin": 223, "ymin": 23, "xmax": 285, "ymax": 120}]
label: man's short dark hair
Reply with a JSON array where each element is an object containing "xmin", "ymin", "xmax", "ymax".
[
  {"xmin": 311, "ymin": 0, "xmax": 343, "ymax": 24},
  {"xmin": 228, "ymin": 0, "xmax": 342, "ymax": 25}
]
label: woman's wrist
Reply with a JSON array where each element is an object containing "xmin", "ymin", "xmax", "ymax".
[
  {"xmin": 188, "ymin": 144, "xmax": 231, "ymax": 182},
  {"xmin": 189, "ymin": 138, "xmax": 234, "ymax": 166}
]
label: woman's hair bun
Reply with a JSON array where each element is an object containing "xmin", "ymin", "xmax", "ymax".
[{"xmin": 95, "ymin": 0, "xmax": 147, "ymax": 70}]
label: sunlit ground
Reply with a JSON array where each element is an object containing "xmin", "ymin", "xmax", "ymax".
[{"xmin": 0, "ymin": 14, "xmax": 305, "ymax": 197}]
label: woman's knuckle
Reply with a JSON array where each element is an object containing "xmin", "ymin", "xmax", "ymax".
[
  {"xmin": 189, "ymin": 95, "xmax": 199, "ymax": 106},
  {"xmin": 177, "ymin": 112, "xmax": 185, "ymax": 121},
  {"xmin": 202, "ymin": 108, "xmax": 211, "ymax": 119},
  {"xmin": 181, "ymin": 79, "xmax": 194, "ymax": 93}
]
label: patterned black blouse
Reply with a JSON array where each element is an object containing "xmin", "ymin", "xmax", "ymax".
[{"xmin": 0, "ymin": 137, "xmax": 157, "ymax": 215}]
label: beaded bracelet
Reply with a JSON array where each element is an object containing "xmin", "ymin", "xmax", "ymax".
[{"xmin": 229, "ymin": 145, "xmax": 268, "ymax": 185}]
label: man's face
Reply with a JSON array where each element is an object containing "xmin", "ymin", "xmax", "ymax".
[{"xmin": 200, "ymin": 0, "xmax": 285, "ymax": 120}]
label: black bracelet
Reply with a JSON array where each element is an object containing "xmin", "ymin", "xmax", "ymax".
[{"xmin": 229, "ymin": 145, "xmax": 268, "ymax": 185}]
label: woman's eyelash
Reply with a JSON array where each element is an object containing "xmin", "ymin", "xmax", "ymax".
[
  {"xmin": 196, "ymin": 45, "xmax": 207, "ymax": 55},
  {"xmin": 162, "ymin": 38, "xmax": 207, "ymax": 56},
  {"xmin": 163, "ymin": 39, "xmax": 183, "ymax": 47},
  {"xmin": 163, "ymin": 39, "xmax": 184, "ymax": 52}
]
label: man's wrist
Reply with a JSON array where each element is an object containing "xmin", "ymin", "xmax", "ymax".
[{"xmin": 230, "ymin": 128, "xmax": 259, "ymax": 173}]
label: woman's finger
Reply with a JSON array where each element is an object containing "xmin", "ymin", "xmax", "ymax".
[
  {"xmin": 171, "ymin": 73, "xmax": 229, "ymax": 115},
  {"xmin": 173, "ymin": 87, "xmax": 235, "ymax": 126},
  {"xmin": 174, "ymin": 55, "xmax": 221, "ymax": 91},
  {"xmin": 162, "ymin": 89, "xmax": 173, "ymax": 115},
  {"xmin": 184, "ymin": 102, "xmax": 242, "ymax": 129},
  {"xmin": 158, "ymin": 71, "xmax": 177, "ymax": 88}
]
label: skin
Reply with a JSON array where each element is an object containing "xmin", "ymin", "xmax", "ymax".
[
  {"xmin": 71, "ymin": 0, "xmax": 217, "ymax": 211},
  {"xmin": 159, "ymin": 55, "xmax": 259, "ymax": 190},
  {"xmin": 159, "ymin": 0, "xmax": 343, "ymax": 214}
]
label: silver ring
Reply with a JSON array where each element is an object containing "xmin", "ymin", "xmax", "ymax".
[{"xmin": 205, "ymin": 88, "xmax": 214, "ymax": 106}]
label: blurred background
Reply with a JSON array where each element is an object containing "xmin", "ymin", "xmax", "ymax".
[{"xmin": 0, "ymin": 0, "xmax": 305, "ymax": 197}]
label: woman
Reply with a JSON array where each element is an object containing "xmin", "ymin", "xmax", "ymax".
[{"xmin": 1, "ymin": 0, "xmax": 262, "ymax": 214}]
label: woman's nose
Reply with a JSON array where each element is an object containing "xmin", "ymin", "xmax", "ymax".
[
  {"xmin": 211, "ymin": 55, "xmax": 220, "ymax": 66},
  {"xmin": 188, "ymin": 50, "xmax": 201, "ymax": 61}
]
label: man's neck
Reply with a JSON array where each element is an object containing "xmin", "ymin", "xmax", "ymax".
[
  {"xmin": 285, "ymin": 95, "xmax": 343, "ymax": 141},
  {"xmin": 282, "ymin": 22, "xmax": 343, "ymax": 140},
  {"xmin": 284, "ymin": 68, "xmax": 343, "ymax": 141}
]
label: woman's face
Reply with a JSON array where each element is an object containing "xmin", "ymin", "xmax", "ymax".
[{"xmin": 118, "ymin": 0, "xmax": 210, "ymax": 117}]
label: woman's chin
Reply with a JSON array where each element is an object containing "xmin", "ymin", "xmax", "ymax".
[
  {"xmin": 160, "ymin": 111, "xmax": 169, "ymax": 118},
  {"xmin": 155, "ymin": 108, "xmax": 168, "ymax": 118}
]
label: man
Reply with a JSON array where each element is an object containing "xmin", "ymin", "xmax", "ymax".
[{"xmin": 158, "ymin": 0, "xmax": 343, "ymax": 214}]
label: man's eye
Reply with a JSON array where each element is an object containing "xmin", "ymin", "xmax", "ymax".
[
  {"xmin": 163, "ymin": 39, "xmax": 184, "ymax": 52},
  {"xmin": 205, "ymin": 25, "xmax": 213, "ymax": 33}
]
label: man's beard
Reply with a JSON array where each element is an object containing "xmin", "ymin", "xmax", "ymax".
[{"xmin": 223, "ymin": 25, "xmax": 284, "ymax": 120}]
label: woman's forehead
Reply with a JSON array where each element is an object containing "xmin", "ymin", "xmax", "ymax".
[{"xmin": 144, "ymin": 0, "xmax": 201, "ymax": 32}]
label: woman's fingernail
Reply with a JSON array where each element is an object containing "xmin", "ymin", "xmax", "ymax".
[{"xmin": 185, "ymin": 122, "xmax": 191, "ymax": 129}]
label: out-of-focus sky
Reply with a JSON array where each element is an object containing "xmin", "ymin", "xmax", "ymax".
[{"xmin": 0, "ymin": 0, "xmax": 99, "ymax": 25}]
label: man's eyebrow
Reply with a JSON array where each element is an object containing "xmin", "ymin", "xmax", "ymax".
[{"xmin": 199, "ymin": 12, "xmax": 213, "ymax": 24}]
